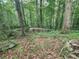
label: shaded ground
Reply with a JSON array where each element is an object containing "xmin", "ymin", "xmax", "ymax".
[
  {"xmin": 0, "ymin": 36, "xmax": 63, "ymax": 59},
  {"xmin": 1, "ymin": 31, "xmax": 79, "ymax": 59}
]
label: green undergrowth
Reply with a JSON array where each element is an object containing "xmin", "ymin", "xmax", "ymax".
[
  {"xmin": 0, "ymin": 40, "xmax": 17, "ymax": 52},
  {"xmin": 31, "ymin": 31, "xmax": 79, "ymax": 40}
]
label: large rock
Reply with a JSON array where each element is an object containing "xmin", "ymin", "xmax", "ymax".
[
  {"xmin": 69, "ymin": 40, "xmax": 79, "ymax": 50},
  {"xmin": 67, "ymin": 40, "xmax": 79, "ymax": 59}
]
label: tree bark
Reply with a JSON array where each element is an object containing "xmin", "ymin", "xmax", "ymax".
[
  {"xmin": 62, "ymin": 0, "xmax": 72, "ymax": 33},
  {"xmin": 14, "ymin": 0, "xmax": 25, "ymax": 36},
  {"xmin": 40, "ymin": 0, "xmax": 43, "ymax": 27},
  {"xmin": 36, "ymin": 0, "xmax": 40, "ymax": 27}
]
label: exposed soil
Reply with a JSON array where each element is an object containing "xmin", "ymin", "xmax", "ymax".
[{"xmin": 0, "ymin": 37, "xmax": 63, "ymax": 59}]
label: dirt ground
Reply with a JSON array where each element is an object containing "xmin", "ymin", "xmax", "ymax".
[{"xmin": 0, "ymin": 37, "xmax": 63, "ymax": 59}]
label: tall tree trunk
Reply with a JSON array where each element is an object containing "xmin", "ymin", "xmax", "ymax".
[
  {"xmin": 53, "ymin": 0, "xmax": 59, "ymax": 30},
  {"xmin": 49, "ymin": 0, "xmax": 55, "ymax": 29},
  {"xmin": 59, "ymin": 1, "xmax": 65, "ymax": 29},
  {"xmin": 40, "ymin": 0, "xmax": 43, "ymax": 27},
  {"xmin": 29, "ymin": 10, "xmax": 32, "ymax": 27},
  {"xmin": 20, "ymin": 0, "xmax": 26, "ymax": 26},
  {"xmin": 55, "ymin": 0, "xmax": 61, "ymax": 30},
  {"xmin": 14, "ymin": 0, "xmax": 25, "ymax": 36},
  {"xmin": 36, "ymin": 0, "xmax": 40, "ymax": 27},
  {"xmin": 36, "ymin": 0, "xmax": 43, "ymax": 28},
  {"xmin": 62, "ymin": 0, "xmax": 72, "ymax": 33}
]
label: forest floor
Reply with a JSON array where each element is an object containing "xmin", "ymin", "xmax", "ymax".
[{"xmin": 0, "ymin": 31, "xmax": 79, "ymax": 59}]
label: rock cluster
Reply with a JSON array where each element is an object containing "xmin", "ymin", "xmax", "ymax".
[{"xmin": 68, "ymin": 40, "xmax": 79, "ymax": 59}]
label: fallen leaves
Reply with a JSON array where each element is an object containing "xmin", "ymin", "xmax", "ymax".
[{"xmin": 1, "ymin": 37, "xmax": 63, "ymax": 59}]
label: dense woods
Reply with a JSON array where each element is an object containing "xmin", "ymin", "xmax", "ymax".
[
  {"xmin": 0, "ymin": 0, "xmax": 79, "ymax": 35},
  {"xmin": 0, "ymin": 0, "xmax": 79, "ymax": 59}
]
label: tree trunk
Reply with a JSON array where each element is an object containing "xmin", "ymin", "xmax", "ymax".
[
  {"xmin": 36, "ymin": 0, "xmax": 43, "ymax": 28},
  {"xmin": 55, "ymin": 0, "xmax": 61, "ymax": 30},
  {"xmin": 40, "ymin": 0, "xmax": 43, "ymax": 27},
  {"xmin": 14, "ymin": 0, "xmax": 25, "ymax": 36},
  {"xmin": 62, "ymin": 0, "xmax": 72, "ymax": 33},
  {"xmin": 53, "ymin": 0, "xmax": 59, "ymax": 30},
  {"xmin": 49, "ymin": 0, "xmax": 55, "ymax": 29},
  {"xmin": 29, "ymin": 10, "xmax": 32, "ymax": 27},
  {"xmin": 36, "ymin": 0, "xmax": 40, "ymax": 27},
  {"xmin": 20, "ymin": 0, "xmax": 26, "ymax": 26}
]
